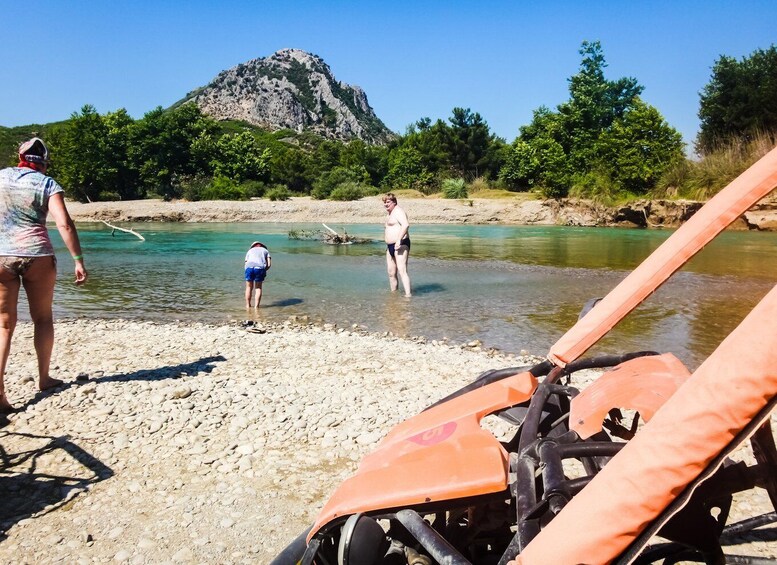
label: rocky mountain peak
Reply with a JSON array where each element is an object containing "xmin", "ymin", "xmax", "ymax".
[{"xmin": 184, "ymin": 49, "xmax": 394, "ymax": 144}]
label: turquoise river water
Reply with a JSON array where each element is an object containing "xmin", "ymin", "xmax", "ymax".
[{"xmin": 38, "ymin": 222, "xmax": 777, "ymax": 370}]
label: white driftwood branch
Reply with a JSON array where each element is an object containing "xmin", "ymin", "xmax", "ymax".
[
  {"xmin": 321, "ymin": 223, "xmax": 354, "ymax": 245},
  {"xmin": 322, "ymin": 223, "xmax": 339, "ymax": 236},
  {"xmin": 101, "ymin": 220, "xmax": 145, "ymax": 241}
]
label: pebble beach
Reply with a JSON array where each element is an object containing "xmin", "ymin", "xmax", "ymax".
[
  {"xmin": 0, "ymin": 318, "xmax": 541, "ymax": 563},
  {"xmin": 0, "ymin": 318, "xmax": 775, "ymax": 564}
]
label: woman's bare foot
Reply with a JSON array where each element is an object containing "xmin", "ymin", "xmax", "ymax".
[
  {"xmin": 39, "ymin": 376, "xmax": 64, "ymax": 391},
  {"xmin": 0, "ymin": 393, "xmax": 14, "ymax": 413}
]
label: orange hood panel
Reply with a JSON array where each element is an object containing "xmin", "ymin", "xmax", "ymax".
[
  {"xmin": 569, "ymin": 353, "xmax": 691, "ymax": 439},
  {"xmin": 309, "ymin": 371, "xmax": 538, "ymax": 538}
]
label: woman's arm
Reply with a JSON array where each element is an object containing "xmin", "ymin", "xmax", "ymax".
[{"xmin": 48, "ymin": 193, "xmax": 88, "ymax": 285}]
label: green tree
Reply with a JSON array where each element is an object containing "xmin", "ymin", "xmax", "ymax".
[
  {"xmin": 312, "ymin": 165, "xmax": 371, "ymax": 199},
  {"xmin": 309, "ymin": 140, "xmax": 342, "ymax": 178},
  {"xmin": 384, "ymin": 146, "xmax": 433, "ymax": 191},
  {"xmin": 697, "ymin": 45, "xmax": 777, "ymax": 153},
  {"xmin": 596, "ymin": 99, "xmax": 684, "ymax": 193},
  {"xmin": 212, "ymin": 131, "xmax": 270, "ymax": 183},
  {"xmin": 504, "ymin": 41, "xmax": 682, "ymax": 198},
  {"xmin": 57, "ymin": 105, "xmax": 112, "ymax": 202},
  {"xmin": 339, "ymin": 139, "xmax": 389, "ymax": 186},
  {"xmin": 102, "ymin": 109, "xmax": 140, "ymax": 200},
  {"xmin": 398, "ymin": 118, "xmax": 448, "ymax": 179},
  {"xmin": 129, "ymin": 104, "xmax": 217, "ymax": 199},
  {"xmin": 269, "ymin": 146, "xmax": 314, "ymax": 193},
  {"xmin": 564, "ymin": 41, "xmax": 642, "ymax": 133},
  {"xmin": 499, "ymin": 140, "xmax": 540, "ymax": 191},
  {"xmin": 442, "ymin": 107, "xmax": 497, "ymax": 179}
]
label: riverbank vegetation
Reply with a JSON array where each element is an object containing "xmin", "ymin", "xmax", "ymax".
[{"xmin": 1, "ymin": 43, "xmax": 775, "ymax": 205}]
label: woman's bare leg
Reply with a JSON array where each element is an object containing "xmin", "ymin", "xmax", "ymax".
[
  {"xmin": 0, "ymin": 269, "xmax": 21, "ymax": 411},
  {"xmin": 395, "ymin": 246, "xmax": 411, "ymax": 297},
  {"xmin": 21, "ymin": 257, "xmax": 60, "ymax": 390},
  {"xmin": 245, "ymin": 281, "xmax": 255, "ymax": 308},
  {"xmin": 254, "ymin": 282, "xmax": 264, "ymax": 307},
  {"xmin": 386, "ymin": 251, "xmax": 399, "ymax": 291}
]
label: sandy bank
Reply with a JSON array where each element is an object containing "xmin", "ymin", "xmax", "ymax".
[
  {"xmin": 66, "ymin": 196, "xmax": 553, "ymax": 226},
  {"xmin": 65, "ymin": 195, "xmax": 777, "ymax": 230}
]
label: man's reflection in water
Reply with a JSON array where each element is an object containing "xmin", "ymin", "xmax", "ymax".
[{"xmin": 384, "ymin": 293, "xmax": 412, "ymax": 338}]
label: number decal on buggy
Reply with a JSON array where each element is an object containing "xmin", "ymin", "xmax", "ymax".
[{"xmin": 407, "ymin": 422, "xmax": 457, "ymax": 446}]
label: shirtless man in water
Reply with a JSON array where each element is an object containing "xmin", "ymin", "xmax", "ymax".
[{"xmin": 383, "ymin": 193, "xmax": 411, "ymax": 297}]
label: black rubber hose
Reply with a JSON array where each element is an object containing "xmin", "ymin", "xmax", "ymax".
[
  {"xmin": 722, "ymin": 511, "xmax": 777, "ymax": 536},
  {"xmin": 562, "ymin": 351, "xmax": 659, "ymax": 374}
]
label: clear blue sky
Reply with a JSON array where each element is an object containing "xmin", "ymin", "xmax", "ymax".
[{"xmin": 1, "ymin": 0, "xmax": 775, "ymax": 149}]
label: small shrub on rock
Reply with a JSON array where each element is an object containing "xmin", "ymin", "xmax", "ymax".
[
  {"xmin": 200, "ymin": 176, "xmax": 247, "ymax": 200},
  {"xmin": 97, "ymin": 191, "xmax": 121, "ymax": 201},
  {"xmin": 179, "ymin": 175, "xmax": 211, "ymax": 201},
  {"xmin": 329, "ymin": 181, "xmax": 368, "ymax": 201},
  {"xmin": 266, "ymin": 185, "xmax": 291, "ymax": 201},
  {"xmin": 241, "ymin": 180, "xmax": 266, "ymax": 199},
  {"xmin": 442, "ymin": 178, "xmax": 468, "ymax": 199}
]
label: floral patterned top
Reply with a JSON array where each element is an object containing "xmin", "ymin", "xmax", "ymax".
[{"xmin": 0, "ymin": 167, "xmax": 64, "ymax": 256}]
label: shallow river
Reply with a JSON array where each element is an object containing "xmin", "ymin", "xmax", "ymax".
[{"xmin": 38, "ymin": 222, "xmax": 777, "ymax": 370}]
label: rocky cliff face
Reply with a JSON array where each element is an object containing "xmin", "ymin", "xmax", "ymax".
[{"xmin": 183, "ymin": 49, "xmax": 395, "ymax": 144}]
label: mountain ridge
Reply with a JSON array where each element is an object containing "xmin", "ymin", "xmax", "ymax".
[{"xmin": 180, "ymin": 48, "xmax": 395, "ymax": 144}]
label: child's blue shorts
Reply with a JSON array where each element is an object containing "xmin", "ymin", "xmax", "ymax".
[{"xmin": 245, "ymin": 267, "xmax": 267, "ymax": 282}]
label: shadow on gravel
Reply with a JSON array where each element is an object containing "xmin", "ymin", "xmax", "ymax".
[
  {"xmin": 10, "ymin": 355, "xmax": 228, "ymax": 415},
  {"xmin": 91, "ymin": 354, "xmax": 227, "ymax": 385},
  {"xmin": 0, "ymin": 431, "xmax": 113, "ymax": 543}
]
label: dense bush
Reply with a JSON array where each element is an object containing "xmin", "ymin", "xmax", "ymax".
[
  {"xmin": 179, "ymin": 174, "xmax": 211, "ymax": 201},
  {"xmin": 266, "ymin": 185, "xmax": 291, "ymax": 201},
  {"xmin": 654, "ymin": 131, "xmax": 777, "ymax": 200},
  {"xmin": 241, "ymin": 180, "xmax": 267, "ymax": 198},
  {"xmin": 199, "ymin": 176, "xmax": 248, "ymax": 201},
  {"xmin": 441, "ymin": 178, "xmax": 468, "ymax": 199},
  {"xmin": 312, "ymin": 165, "xmax": 370, "ymax": 199},
  {"xmin": 329, "ymin": 181, "xmax": 367, "ymax": 201},
  {"xmin": 97, "ymin": 191, "xmax": 121, "ymax": 201}
]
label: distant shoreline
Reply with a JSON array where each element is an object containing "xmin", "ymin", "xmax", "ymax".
[{"xmin": 65, "ymin": 195, "xmax": 777, "ymax": 230}]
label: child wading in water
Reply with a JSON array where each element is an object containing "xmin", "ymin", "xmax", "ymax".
[{"xmin": 244, "ymin": 242, "xmax": 271, "ymax": 308}]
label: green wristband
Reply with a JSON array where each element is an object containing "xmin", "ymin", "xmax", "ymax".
[{"xmin": 72, "ymin": 255, "xmax": 83, "ymax": 260}]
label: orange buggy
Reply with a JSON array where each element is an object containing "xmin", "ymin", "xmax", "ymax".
[{"xmin": 272, "ymin": 147, "xmax": 777, "ymax": 565}]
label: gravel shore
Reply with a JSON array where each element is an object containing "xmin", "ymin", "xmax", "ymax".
[
  {"xmin": 1, "ymin": 319, "xmax": 774, "ymax": 564},
  {"xmin": 0, "ymin": 319, "xmax": 538, "ymax": 564}
]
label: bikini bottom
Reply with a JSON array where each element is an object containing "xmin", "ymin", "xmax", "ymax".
[{"xmin": 0, "ymin": 256, "xmax": 49, "ymax": 277}]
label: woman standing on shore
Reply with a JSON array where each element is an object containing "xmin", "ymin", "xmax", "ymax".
[
  {"xmin": 383, "ymin": 192, "xmax": 411, "ymax": 297},
  {"xmin": 0, "ymin": 138, "xmax": 88, "ymax": 412}
]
